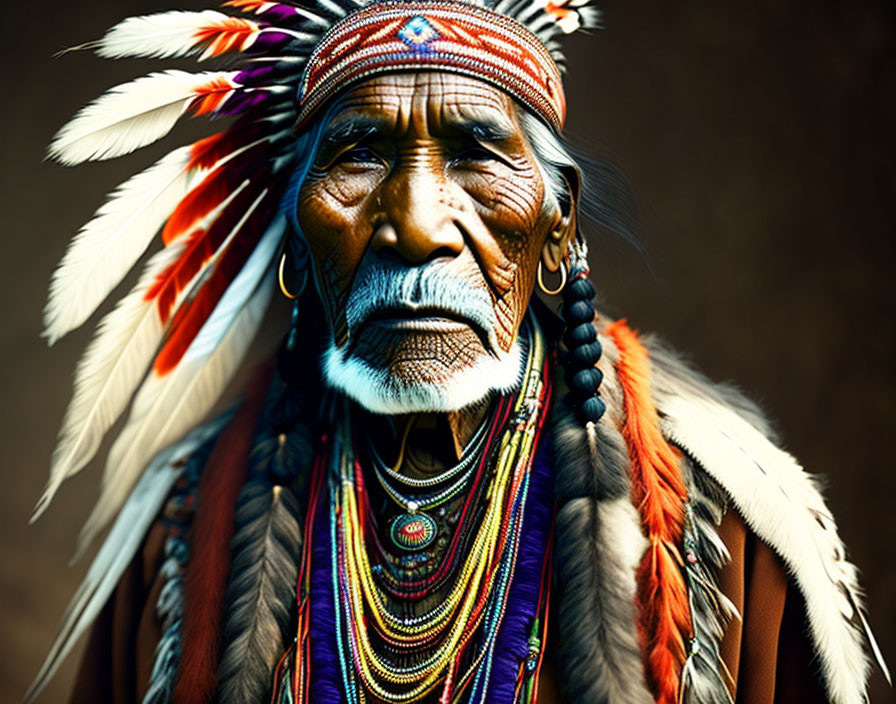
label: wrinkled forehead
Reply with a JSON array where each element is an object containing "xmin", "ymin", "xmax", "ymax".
[{"xmin": 318, "ymin": 72, "xmax": 523, "ymax": 141}]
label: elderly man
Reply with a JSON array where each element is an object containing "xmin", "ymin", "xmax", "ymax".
[{"xmin": 28, "ymin": 1, "xmax": 885, "ymax": 704}]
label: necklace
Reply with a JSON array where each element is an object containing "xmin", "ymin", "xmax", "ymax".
[
  {"xmin": 367, "ymin": 416, "xmax": 490, "ymax": 489},
  {"xmin": 278, "ymin": 316, "xmax": 556, "ymax": 704},
  {"xmin": 368, "ymin": 415, "xmax": 490, "ymax": 552}
]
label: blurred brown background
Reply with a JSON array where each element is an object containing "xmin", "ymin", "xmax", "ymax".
[{"xmin": 1, "ymin": 0, "xmax": 893, "ymax": 701}]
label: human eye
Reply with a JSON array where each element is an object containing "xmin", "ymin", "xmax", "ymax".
[
  {"xmin": 337, "ymin": 145, "xmax": 383, "ymax": 165},
  {"xmin": 452, "ymin": 143, "xmax": 496, "ymax": 164}
]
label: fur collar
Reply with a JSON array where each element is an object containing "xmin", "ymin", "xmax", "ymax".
[{"xmin": 550, "ymin": 327, "xmax": 882, "ymax": 704}]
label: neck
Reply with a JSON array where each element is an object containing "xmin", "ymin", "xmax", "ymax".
[{"xmin": 365, "ymin": 398, "xmax": 491, "ymax": 477}]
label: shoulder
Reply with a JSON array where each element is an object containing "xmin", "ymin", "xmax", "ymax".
[{"xmin": 596, "ymin": 320, "xmax": 882, "ymax": 704}]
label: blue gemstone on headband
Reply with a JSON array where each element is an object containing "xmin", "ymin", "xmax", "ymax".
[{"xmin": 398, "ymin": 16, "xmax": 439, "ymax": 50}]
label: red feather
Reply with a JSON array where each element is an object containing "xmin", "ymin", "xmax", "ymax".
[
  {"xmin": 187, "ymin": 121, "xmax": 268, "ymax": 171},
  {"xmin": 152, "ymin": 185, "xmax": 278, "ymax": 375},
  {"xmin": 160, "ymin": 141, "xmax": 267, "ymax": 245},
  {"xmin": 146, "ymin": 175, "xmax": 268, "ymax": 323},
  {"xmin": 606, "ymin": 320, "xmax": 692, "ymax": 704},
  {"xmin": 172, "ymin": 362, "xmax": 274, "ymax": 704}
]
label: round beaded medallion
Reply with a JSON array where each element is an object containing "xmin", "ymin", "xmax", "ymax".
[{"xmin": 389, "ymin": 512, "xmax": 437, "ymax": 551}]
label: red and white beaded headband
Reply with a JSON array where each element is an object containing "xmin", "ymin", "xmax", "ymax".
[{"xmin": 298, "ymin": 1, "xmax": 567, "ymax": 131}]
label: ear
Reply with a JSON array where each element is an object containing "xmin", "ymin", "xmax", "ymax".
[{"xmin": 541, "ymin": 165, "xmax": 580, "ymax": 272}]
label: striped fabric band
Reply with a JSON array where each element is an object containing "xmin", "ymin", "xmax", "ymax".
[{"xmin": 297, "ymin": 0, "xmax": 567, "ymax": 131}]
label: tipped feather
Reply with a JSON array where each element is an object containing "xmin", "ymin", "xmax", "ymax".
[
  {"xmin": 34, "ymin": 178, "xmax": 251, "ymax": 523},
  {"xmin": 75, "ymin": 217, "xmax": 283, "ymax": 554},
  {"xmin": 43, "ymin": 147, "xmax": 198, "ymax": 343},
  {"xmin": 215, "ymin": 479, "xmax": 302, "ymax": 703},
  {"xmin": 48, "ymin": 70, "xmax": 237, "ymax": 165},
  {"xmin": 95, "ymin": 10, "xmax": 261, "ymax": 61}
]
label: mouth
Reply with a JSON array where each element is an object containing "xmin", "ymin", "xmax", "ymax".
[{"xmin": 356, "ymin": 306, "xmax": 491, "ymax": 349}]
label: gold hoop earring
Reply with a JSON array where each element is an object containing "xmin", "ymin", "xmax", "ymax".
[
  {"xmin": 279, "ymin": 253, "xmax": 299, "ymax": 299},
  {"xmin": 537, "ymin": 259, "xmax": 567, "ymax": 295}
]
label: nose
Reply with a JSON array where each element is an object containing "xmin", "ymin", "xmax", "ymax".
[{"xmin": 370, "ymin": 166, "xmax": 465, "ymax": 265}]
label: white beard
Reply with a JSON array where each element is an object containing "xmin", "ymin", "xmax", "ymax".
[{"xmin": 323, "ymin": 336, "xmax": 524, "ymax": 414}]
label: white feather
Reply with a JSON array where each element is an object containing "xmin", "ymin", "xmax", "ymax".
[
  {"xmin": 43, "ymin": 147, "xmax": 198, "ymax": 343},
  {"xmin": 24, "ymin": 418, "xmax": 228, "ymax": 704},
  {"xmin": 96, "ymin": 10, "xmax": 259, "ymax": 61},
  {"xmin": 32, "ymin": 245, "xmax": 183, "ymax": 523},
  {"xmin": 35, "ymin": 181, "xmax": 254, "ymax": 523},
  {"xmin": 76, "ymin": 214, "xmax": 283, "ymax": 553},
  {"xmin": 659, "ymin": 393, "xmax": 879, "ymax": 704},
  {"xmin": 48, "ymin": 70, "xmax": 236, "ymax": 165}
]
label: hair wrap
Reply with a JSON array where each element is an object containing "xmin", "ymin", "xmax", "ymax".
[{"xmin": 297, "ymin": 0, "xmax": 567, "ymax": 131}]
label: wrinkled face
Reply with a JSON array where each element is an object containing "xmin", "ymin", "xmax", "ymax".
[{"xmin": 296, "ymin": 72, "xmax": 564, "ymax": 413}]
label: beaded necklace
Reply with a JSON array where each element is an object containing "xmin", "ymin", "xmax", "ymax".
[{"xmin": 273, "ymin": 316, "xmax": 555, "ymax": 704}]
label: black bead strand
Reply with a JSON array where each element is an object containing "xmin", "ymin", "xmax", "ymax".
[{"xmin": 560, "ymin": 263, "xmax": 606, "ymax": 424}]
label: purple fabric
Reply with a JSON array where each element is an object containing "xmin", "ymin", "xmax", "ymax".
[
  {"xmin": 483, "ymin": 431, "xmax": 555, "ymax": 703},
  {"xmin": 308, "ymin": 482, "xmax": 345, "ymax": 704}
]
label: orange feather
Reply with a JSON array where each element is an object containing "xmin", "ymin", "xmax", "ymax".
[
  {"xmin": 194, "ymin": 16, "xmax": 259, "ymax": 57},
  {"xmin": 606, "ymin": 320, "xmax": 692, "ymax": 704},
  {"xmin": 188, "ymin": 76, "xmax": 236, "ymax": 117},
  {"xmin": 161, "ymin": 141, "xmax": 267, "ymax": 244},
  {"xmin": 147, "ymin": 176, "xmax": 269, "ymax": 322},
  {"xmin": 152, "ymin": 185, "xmax": 278, "ymax": 375}
]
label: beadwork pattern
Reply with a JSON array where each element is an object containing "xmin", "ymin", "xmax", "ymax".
[
  {"xmin": 297, "ymin": 1, "xmax": 567, "ymax": 131},
  {"xmin": 278, "ymin": 317, "xmax": 554, "ymax": 704}
]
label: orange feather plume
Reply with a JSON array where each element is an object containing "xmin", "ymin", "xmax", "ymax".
[
  {"xmin": 606, "ymin": 320, "xmax": 691, "ymax": 704},
  {"xmin": 194, "ymin": 16, "xmax": 259, "ymax": 57}
]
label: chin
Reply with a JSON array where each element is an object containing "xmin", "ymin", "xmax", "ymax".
[{"xmin": 323, "ymin": 337, "xmax": 524, "ymax": 414}]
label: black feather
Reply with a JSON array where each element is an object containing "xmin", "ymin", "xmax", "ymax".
[{"xmin": 214, "ymin": 478, "xmax": 302, "ymax": 704}]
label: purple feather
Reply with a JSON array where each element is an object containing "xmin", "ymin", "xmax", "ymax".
[
  {"xmin": 484, "ymin": 432, "xmax": 555, "ymax": 703},
  {"xmin": 308, "ymin": 483, "xmax": 345, "ymax": 704}
]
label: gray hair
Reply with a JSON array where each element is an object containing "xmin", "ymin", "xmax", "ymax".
[{"xmin": 517, "ymin": 107, "xmax": 641, "ymax": 255}]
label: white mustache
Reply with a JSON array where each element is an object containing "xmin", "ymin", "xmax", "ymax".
[{"xmin": 345, "ymin": 260, "xmax": 499, "ymax": 352}]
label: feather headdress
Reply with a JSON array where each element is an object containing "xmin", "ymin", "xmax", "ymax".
[{"xmin": 35, "ymin": 0, "xmax": 601, "ymax": 553}]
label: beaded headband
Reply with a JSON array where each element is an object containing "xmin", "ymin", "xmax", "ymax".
[{"xmin": 298, "ymin": 1, "xmax": 567, "ymax": 131}]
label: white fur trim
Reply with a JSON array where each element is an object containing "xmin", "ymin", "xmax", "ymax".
[{"xmin": 659, "ymin": 392, "xmax": 877, "ymax": 704}]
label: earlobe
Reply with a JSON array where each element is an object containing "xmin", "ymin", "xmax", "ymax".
[{"xmin": 541, "ymin": 210, "xmax": 575, "ymax": 272}]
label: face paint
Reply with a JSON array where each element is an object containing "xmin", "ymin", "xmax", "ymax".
[{"xmin": 296, "ymin": 72, "xmax": 560, "ymax": 413}]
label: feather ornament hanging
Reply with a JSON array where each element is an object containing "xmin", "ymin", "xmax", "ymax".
[
  {"xmin": 606, "ymin": 320, "xmax": 692, "ymax": 704},
  {"xmin": 24, "ymin": 418, "xmax": 225, "ymax": 704},
  {"xmin": 76, "ymin": 217, "xmax": 282, "ymax": 555},
  {"xmin": 215, "ymin": 478, "xmax": 302, "ymax": 704}
]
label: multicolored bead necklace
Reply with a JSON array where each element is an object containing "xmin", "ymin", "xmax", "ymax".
[{"xmin": 273, "ymin": 316, "xmax": 556, "ymax": 704}]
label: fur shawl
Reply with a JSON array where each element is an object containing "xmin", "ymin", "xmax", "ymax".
[{"xmin": 549, "ymin": 324, "xmax": 883, "ymax": 704}]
